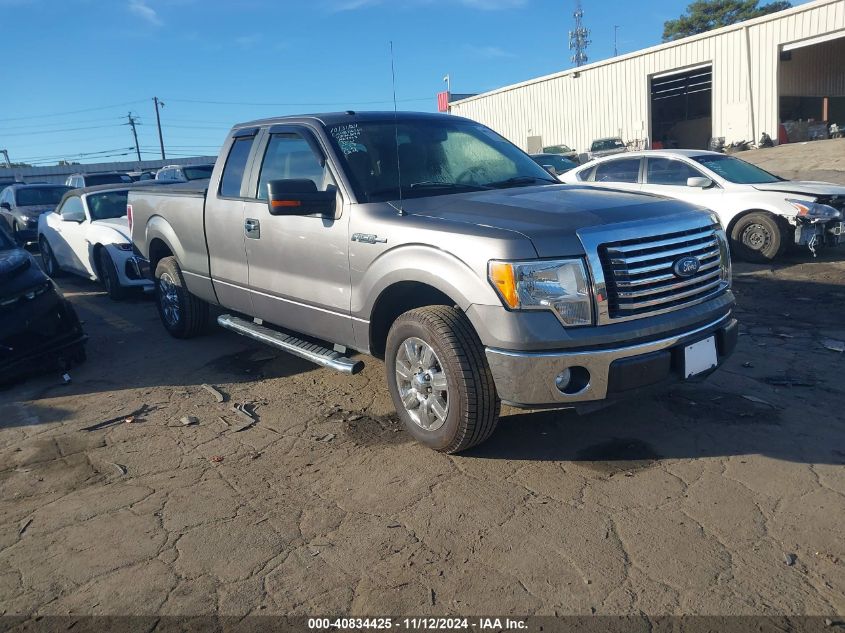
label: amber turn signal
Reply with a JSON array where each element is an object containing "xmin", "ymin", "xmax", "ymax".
[{"xmin": 489, "ymin": 262, "xmax": 519, "ymax": 309}]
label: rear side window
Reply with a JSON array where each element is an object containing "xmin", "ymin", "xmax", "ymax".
[
  {"xmin": 647, "ymin": 158, "xmax": 701, "ymax": 186},
  {"xmin": 219, "ymin": 137, "xmax": 254, "ymax": 197},
  {"xmin": 593, "ymin": 158, "xmax": 641, "ymax": 183}
]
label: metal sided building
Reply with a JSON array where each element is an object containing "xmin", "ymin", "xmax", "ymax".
[{"xmin": 449, "ymin": 0, "xmax": 845, "ymax": 154}]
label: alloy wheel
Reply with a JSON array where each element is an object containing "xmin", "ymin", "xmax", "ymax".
[{"xmin": 395, "ymin": 336, "xmax": 449, "ymax": 431}]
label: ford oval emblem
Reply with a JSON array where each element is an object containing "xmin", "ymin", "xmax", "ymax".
[{"xmin": 673, "ymin": 256, "xmax": 701, "ymax": 278}]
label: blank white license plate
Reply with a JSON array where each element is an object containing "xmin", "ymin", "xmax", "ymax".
[{"xmin": 684, "ymin": 336, "xmax": 718, "ymax": 378}]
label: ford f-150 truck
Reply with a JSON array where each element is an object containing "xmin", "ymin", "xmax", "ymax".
[{"xmin": 129, "ymin": 112, "xmax": 737, "ymax": 453}]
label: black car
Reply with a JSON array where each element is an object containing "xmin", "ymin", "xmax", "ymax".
[
  {"xmin": 529, "ymin": 153, "xmax": 579, "ymax": 176},
  {"xmin": 0, "ymin": 224, "xmax": 86, "ymax": 384},
  {"xmin": 0, "ymin": 183, "xmax": 72, "ymax": 244}
]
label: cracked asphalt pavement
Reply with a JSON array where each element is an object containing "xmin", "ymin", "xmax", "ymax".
[{"xmin": 1, "ymin": 251, "xmax": 843, "ymax": 617}]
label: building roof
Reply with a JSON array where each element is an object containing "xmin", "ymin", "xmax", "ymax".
[{"xmin": 451, "ymin": 0, "xmax": 839, "ymax": 107}]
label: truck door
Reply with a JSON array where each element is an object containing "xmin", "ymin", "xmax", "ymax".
[
  {"xmin": 242, "ymin": 125, "xmax": 354, "ymax": 347},
  {"xmin": 205, "ymin": 129, "xmax": 261, "ymax": 313}
]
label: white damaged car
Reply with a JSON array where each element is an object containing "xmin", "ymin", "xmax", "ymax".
[
  {"xmin": 38, "ymin": 185, "xmax": 153, "ymax": 299},
  {"xmin": 561, "ymin": 149, "xmax": 845, "ymax": 262}
]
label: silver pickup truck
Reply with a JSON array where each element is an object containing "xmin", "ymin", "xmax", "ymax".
[{"xmin": 129, "ymin": 112, "xmax": 737, "ymax": 453}]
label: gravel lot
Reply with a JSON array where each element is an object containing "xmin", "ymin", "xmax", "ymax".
[{"xmin": 2, "ymin": 170, "xmax": 844, "ymax": 617}]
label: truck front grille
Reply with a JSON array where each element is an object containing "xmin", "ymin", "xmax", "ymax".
[{"xmin": 598, "ymin": 223, "xmax": 729, "ymax": 320}]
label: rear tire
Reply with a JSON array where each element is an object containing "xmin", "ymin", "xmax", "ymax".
[
  {"xmin": 154, "ymin": 256, "xmax": 208, "ymax": 338},
  {"xmin": 730, "ymin": 212, "xmax": 786, "ymax": 262},
  {"xmin": 97, "ymin": 248, "xmax": 127, "ymax": 300},
  {"xmin": 39, "ymin": 237, "xmax": 63, "ymax": 277},
  {"xmin": 385, "ymin": 305, "xmax": 500, "ymax": 453}
]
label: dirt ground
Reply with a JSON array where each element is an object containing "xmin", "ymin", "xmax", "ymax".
[{"xmin": 2, "ymin": 167, "xmax": 845, "ymax": 617}]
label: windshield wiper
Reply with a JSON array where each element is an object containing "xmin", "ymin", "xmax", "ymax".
[
  {"xmin": 409, "ymin": 181, "xmax": 490, "ymax": 190},
  {"xmin": 368, "ymin": 182, "xmax": 489, "ymax": 198},
  {"xmin": 486, "ymin": 176, "xmax": 558, "ymax": 189}
]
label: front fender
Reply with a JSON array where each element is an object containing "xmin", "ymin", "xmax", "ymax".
[{"xmin": 353, "ymin": 244, "xmax": 499, "ymax": 320}]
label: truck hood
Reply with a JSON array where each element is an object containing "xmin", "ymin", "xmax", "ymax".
[
  {"xmin": 400, "ymin": 184, "xmax": 707, "ymax": 256},
  {"xmin": 752, "ymin": 181, "xmax": 845, "ymax": 196},
  {"xmin": 91, "ymin": 217, "xmax": 130, "ymax": 241}
]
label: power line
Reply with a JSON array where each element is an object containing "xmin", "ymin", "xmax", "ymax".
[
  {"xmin": 0, "ymin": 123, "xmax": 125, "ymax": 138},
  {"xmin": 0, "ymin": 99, "xmax": 148, "ymax": 123}
]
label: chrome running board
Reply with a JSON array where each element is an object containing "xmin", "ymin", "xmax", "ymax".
[{"xmin": 217, "ymin": 314, "xmax": 364, "ymax": 375}]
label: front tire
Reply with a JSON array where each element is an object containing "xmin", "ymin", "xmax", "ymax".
[
  {"xmin": 385, "ymin": 305, "xmax": 500, "ymax": 453},
  {"xmin": 39, "ymin": 237, "xmax": 63, "ymax": 277},
  {"xmin": 97, "ymin": 248, "xmax": 127, "ymax": 300},
  {"xmin": 730, "ymin": 212, "xmax": 786, "ymax": 262},
  {"xmin": 154, "ymin": 256, "xmax": 208, "ymax": 338}
]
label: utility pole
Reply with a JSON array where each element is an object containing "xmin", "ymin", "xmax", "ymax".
[
  {"xmin": 127, "ymin": 113, "xmax": 142, "ymax": 161},
  {"xmin": 0, "ymin": 149, "xmax": 11, "ymax": 168},
  {"xmin": 153, "ymin": 96, "xmax": 166, "ymax": 160},
  {"xmin": 614, "ymin": 25, "xmax": 620, "ymax": 56},
  {"xmin": 568, "ymin": 0, "xmax": 590, "ymax": 67}
]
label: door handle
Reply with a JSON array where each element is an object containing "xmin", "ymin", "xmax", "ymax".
[{"xmin": 244, "ymin": 218, "xmax": 260, "ymax": 239}]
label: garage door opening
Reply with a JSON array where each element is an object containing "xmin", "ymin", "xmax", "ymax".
[
  {"xmin": 779, "ymin": 34, "xmax": 845, "ymax": 142},
  {"xmin": 650, "ymin": 65, "xmax": 713, "ymax": 150}
]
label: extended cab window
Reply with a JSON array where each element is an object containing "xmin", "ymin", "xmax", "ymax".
[
  {"xmin": 593, "ymin": 158, "xmax": 641, "ymax": 183},
  {"xmin": 256, "ymin": 133, "xmax": 333, "ymax": 200},
  {"xmin": 647, "ymin": 158, "xmax": 701, "ymax": 186},
  {"xmin": 219, "ymin": 137, "xmax": 254, "ymax": 197}
]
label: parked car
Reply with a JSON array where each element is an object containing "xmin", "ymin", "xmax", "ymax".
[
  {"xmin": 155, "ymin": 164, "xmax": 214, "ymax": 183},
  {"xmin": 0, "ymin": 223, "xmax": 86, "ymax": 384},
  {"xmin": 38, "ymin": 185, "xmax": 152, "ymax": 299},
  {"xmin": 580, "ymin": 137, "xmax": 628, "ymax": 164},
  {"xmin": 541, "ymin": 144, "xmax": 578, "ymax": 161},
  {"xmin": 65, "ymin": 172, "xmax": 132, "ymax": 188},
  {"xmin": 530, "ymin": 153, "xmax": 579, "ymax": 177},
  {"xmin": 0, "ymin": 183, "xmax": 72, "ymax": 244},
  {"xmin": 127, "ymin": 170, "xmax": 157, "ymax": 182},
  {"xmin": 130, "ymin": 111, "xmax": 736, "ymax": 453},
  {"xmin": 561, "ymin": 149, "xmax": 845, "ymax": 262}
]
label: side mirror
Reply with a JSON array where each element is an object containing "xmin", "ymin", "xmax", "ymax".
[
  {"xmin": 687, "ymin": 176, "xmax": 713, "ymax": 188},
  {"xmin": 61, "ymin": 209, "xmax": 85, "ymax": 223},
  {"xmin": 266, "ymin": 179, "xmax": 336, "ymax": 216},
  {"xmin": 542, "ymin": 165, "xmax": 559, "ymax": 176},
  {"xmin": 0, "ymin": 202, "xmax": 10, "ymax": 211}
]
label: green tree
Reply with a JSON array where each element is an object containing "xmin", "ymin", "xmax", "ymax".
[{"xmin": 662, "ymin": 0, "xmax": 792, "ymax": 41}]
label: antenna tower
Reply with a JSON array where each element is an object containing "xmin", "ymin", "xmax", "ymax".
[{"xmin": 569, "ymin": 0, "xmax": 590, "ymax": 67}]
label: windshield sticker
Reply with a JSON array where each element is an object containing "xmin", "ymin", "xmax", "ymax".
[{"xmin": 330, "ymin": 124, "xmax": 363, "ymax": 155}]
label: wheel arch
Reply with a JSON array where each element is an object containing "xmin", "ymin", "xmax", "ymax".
[{"xmin": 368, "ymin": 281, "xmax": 458, "ymax": 359}]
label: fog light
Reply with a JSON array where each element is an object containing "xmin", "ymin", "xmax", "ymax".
[
  {"xmin": 555, "ymin": 369, "xmax": 572, "ymax": 391},
  {"xmin": 555, "ymin": 366, "xmax": 591, "ymax": 395}
]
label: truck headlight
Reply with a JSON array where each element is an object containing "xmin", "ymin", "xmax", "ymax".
[
  {"xmin": 787, "ymin": 199, "xmax": 842, "ymax": 220},
  {"xmin": 489, "ymin": 258, "xmax": 593, "ymax": 326}
]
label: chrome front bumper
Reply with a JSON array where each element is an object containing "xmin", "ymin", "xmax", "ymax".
[{"xmin": 486, "ymin": 314, "xmax": 737, "ymax": 408}]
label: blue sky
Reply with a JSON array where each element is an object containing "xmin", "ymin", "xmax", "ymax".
[{"xmin": 1, "ymin": 0, "xmax": 804, "ymax": 165}]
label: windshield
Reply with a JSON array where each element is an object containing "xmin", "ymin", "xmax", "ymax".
[
  {"xmin": 183, "ymin": 165, "xmax": 214, "ymax": 181},
  {"xmin": 591, "ymin": 138, "xmax": 625, "ymax": 152},
  {"xmin": 692, "ymin": 154, "xmax": 782, "ymax": 184},
  {"xmin": 543, "ymin": 144, "xmax": 573, "ymax": 154},
  {"xmin": 326, "ymin": 118, "xmax": 556, "ymax": 202},
  {"xmin": 15, "ymin": 186, "xmax": 70, "ymax": 206},
  {"xmin": 85, "ymin": 173, "xmax": 130, "ymax": 186},
  {"xmin": 87, "ymin": 190, "xmax": 129, "ymax": 221}
]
